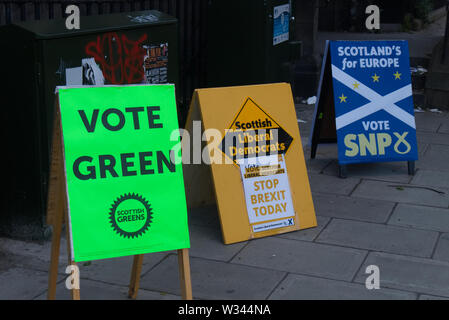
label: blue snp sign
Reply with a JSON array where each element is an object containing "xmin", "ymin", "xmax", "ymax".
[{"xmin": 329, "ymin": 40, "xmax": 418, "ymax": 164}]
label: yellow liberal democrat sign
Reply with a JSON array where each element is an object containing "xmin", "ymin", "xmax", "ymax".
[{"xmin": 184, "ymin": 83, "xmax": 317, "ymax": 244}]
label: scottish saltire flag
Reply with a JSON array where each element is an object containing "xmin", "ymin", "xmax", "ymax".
[{"xmin": 329, "ymin": 40, "xmax": 418, "ymax": 164}]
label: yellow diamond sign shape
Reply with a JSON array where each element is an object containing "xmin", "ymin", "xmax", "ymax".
[{"xmin": 219, "ymin": 97, "xmax": 293, "ymax": 164}]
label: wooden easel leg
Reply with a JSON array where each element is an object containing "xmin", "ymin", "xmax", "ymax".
[
  {"xmin": 408, "ymin": 161, "xmax": 415, "ymax": 176},
  {"xmin": 48, "ymin": 99, "xmax": 80, "ymax": 300},
  {"xmin": 128, "ymin": 254, "xmax": 144, "ymax": 299},
  {"xmin": 64, "ymin": 210, "xmax": 80, "ymax": 300},
  {"xmin": 177, "ymin": 248, "xmax": 192, "ymax": 300},
  {"xmin": 47, "ymin": 110, "xmax": 65, "ymax": 300},
  {"xmin": 47, "ymin": 219, "xmax": 63, "ymax": 300}
]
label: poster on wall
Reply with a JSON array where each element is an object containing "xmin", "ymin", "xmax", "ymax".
[
  {"xmin": 144, "ymin": 43, "xmax": 169, "ymax": 84},
  {"xmin": 273, "ymin": 4, "xmax": 290, "ymax": 46}
]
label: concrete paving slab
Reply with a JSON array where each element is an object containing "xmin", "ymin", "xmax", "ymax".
[
  {"xmin": 388, "ymin": 204, "xmax": 449, "ymax": 232},
  {"xmin": 433, "ymin": 233, "xmax": 449, "ymax": 263},
  {"xmin": 308, "ymin": 144, "xmax": 339, "ymax": 159},
  {"xmin": 297, "ymin": 123, "xmax": 312, "ymax": 136},
  {"xmin": 305, "ymin": 158, "xmax": 334, "ymax": 174},
  {"xmin": 411, "ymin": 170, "xmax": 449, "ymax": 189},
  {"xmin": 34, "ymin": 278, "xmax": 181, "ymax": 300},
  {"xmin": 188, "ymin": 224, "xmax": 247, "ymax": 262},
  {"xmin": 354, "ymin": 252, "xmax": 449, "ymax": 297},
  {"xmin": 296, "ymin": 111, "xmax": 314, "ymax": 139},
  {"xmin": 0, "ymin": 250, "xmax": 51, "ymax": 275},
  {"xmin": 276, "ymin": 216, "xmax": 330, "ymax": 242},
  {"xmin": 0, "ymin": 267, "xmax": 56, "ymax": 300},
  {"xmin": 418, "ymin": 142, "xmax": 429, "ymax": 156},
  {"xmin": 417, "ymin": 131, "xmax": 449, "ymax": 146},
  {"xmin": 140, "ymin": 254, "xmax": 286, "ymax": 300},
  {"xmin": 269, "ymin": 274, "xmax": 416, "ymax": 300},
  {"xmin": 417, "ymin": 144, "xmax": 449, "ymax": 172},
  {"xmin": 323, "ymin": 161, "xmax": 413, "ymax": 183},
  {"xmin": 308, "ymin": 173, "xmax": 361, "ymax": 195},
  {"xmin": 439, "ymin": 122, "xmax": 449, "ymax": 134},
  {"xmin": 415, "ymin": 112, "xmax": 446, "ymax": 132},
  {"xmin": 295, "ymin": 103, "xmax": 316, "ymax": 124},
  {"xmin": 312, "ymin": 193, "xmax": 395, "ymax": 223},
  {"xmin": 231, "ymin": 237, "xmax": 367, "ymax": 281},
  {"xmin": 301, "ymin": 137, "xmax": 309, "ymax": 148},
  {"xmin": 351, "ymin": 180, "xmax": 449, "ymax": 208},
  {"xmin": 316, "ymin": 219, "xmax": 438, "ymax": 258},
  {"xmin": 78, "ymin": 253, "xmax": 170, "ymax": 286},
  {"xmin": 0, "ymin": 237, "xmax": 68, "ymax": 273}
]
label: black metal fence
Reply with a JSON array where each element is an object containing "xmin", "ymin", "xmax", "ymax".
[{"xmin": 0, "ymin": 0, "xmax": 208, "ymax": 107}]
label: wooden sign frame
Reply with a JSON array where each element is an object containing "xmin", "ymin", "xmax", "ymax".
[{"xmin": 46, "ymin": 97, "xmax": 192, "ymax": 300}]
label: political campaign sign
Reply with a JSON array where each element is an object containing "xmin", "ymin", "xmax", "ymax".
[
  {"xmin": 311, "ymin": 40, "xmax": 418, "ymax": 166},
  {"xmin": 57, "ymin": 85, "xmax": 190, "ymax": 262},
  {"xmin": 219, "ymin": 97, "xmax": 296, "ymax": 233},
  {"xmin": 183, "ymin": 83, "xmax": 316, "ymax": 244}
]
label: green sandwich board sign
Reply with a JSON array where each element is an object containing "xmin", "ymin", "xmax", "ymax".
[{"xmin": 57, "ymin": 84, "xmax": 190, "ymax": 262}]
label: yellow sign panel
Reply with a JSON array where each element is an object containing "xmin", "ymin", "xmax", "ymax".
[{"xmin": 183, "ymin": 83, "xmax": 317, "ymax": 244}]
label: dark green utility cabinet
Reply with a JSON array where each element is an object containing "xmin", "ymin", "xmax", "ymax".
[
  {"xmin": 0, "ymin": 10, "xmax": 179, "ymax": 239},
  {"xmin": 206, "ymin": 0, "xmax": 301, "ymax": 87}
]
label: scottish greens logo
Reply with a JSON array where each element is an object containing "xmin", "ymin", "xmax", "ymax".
[{"xmin": 109, "ymin": 193, "xmax": 152, "ymax": 238}]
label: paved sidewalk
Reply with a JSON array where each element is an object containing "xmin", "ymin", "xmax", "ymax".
[
  {"xmin": 1, "ymin": 106, "xmax": 449, "ymax": 300},
  {"xmin": 315, "ymin": 15, "xmax": 446, "ymax": 61}
]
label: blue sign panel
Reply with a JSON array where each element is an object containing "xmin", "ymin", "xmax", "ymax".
[{"xmin": 329, "ymin": 40, "xmax": 418, "ymax": 164}]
